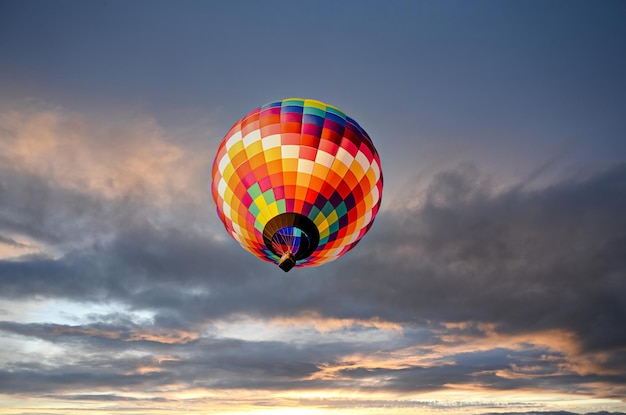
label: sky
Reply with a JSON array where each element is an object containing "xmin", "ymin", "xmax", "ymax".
[{"xmin": 1, "ymin": 1, "xmax": 626, "ymax": 414}]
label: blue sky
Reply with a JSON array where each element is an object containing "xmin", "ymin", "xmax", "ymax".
[
  {"xmin": 1, "ymin": 1, "xmax": 625, "ymax": 414},
  {"xmin": 2, "ymin": 0, "xmax": 625, "ymax": 184}
]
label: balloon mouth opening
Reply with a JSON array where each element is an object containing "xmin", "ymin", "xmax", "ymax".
[{"xmin": 263, "ymin": 213, "xmax": 320, "ymax": 272}]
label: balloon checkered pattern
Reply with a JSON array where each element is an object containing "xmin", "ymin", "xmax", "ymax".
[{"xmin": 212, "ymin": 98, "xmax": 383, "ymax": 270}]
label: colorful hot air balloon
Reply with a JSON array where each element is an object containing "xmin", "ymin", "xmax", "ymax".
[{"xmin": 212, "ymin": 98, "xmax": 383, "ymax": 272}]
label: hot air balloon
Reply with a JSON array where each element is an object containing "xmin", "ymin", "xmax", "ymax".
[{"xmin": 211, "ymin": 98, "xmax": 383, "ymax": 272}]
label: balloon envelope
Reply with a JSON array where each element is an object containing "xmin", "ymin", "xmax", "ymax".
[{"xmin": 212, "ymin": 98, "xmax": 383, "ymax": 271}]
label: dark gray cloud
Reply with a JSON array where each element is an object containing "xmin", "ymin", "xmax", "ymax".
[
  {"xmin": 3, "ymin": 161, "xmax": 626, "ymax": 335},
  {"xmin": 0, "ymin": 168, "xmax": 103, "ymax": 245},
  {"xmin": 333, "ymin": 164, "xmax": 626, "ymax": 344},
  {"xmin": 1, "ymin": 129, "xmax": 626, "ymax": 406},
  {"xmin": 0, "ymin": 234, "xmax": 29, "ymax": 248}
]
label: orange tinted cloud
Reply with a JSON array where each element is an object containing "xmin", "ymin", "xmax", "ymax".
[
  {"xmin": 268, "ymin": 311, "xmax": 403, "ymax": 333},
  {"xmin": 0, "ymin": 107, "xmax": 209, "ymax": 202}
]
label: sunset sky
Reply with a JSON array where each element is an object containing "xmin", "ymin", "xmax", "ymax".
[{"xmin": 1, "ymin": 1, "xmax": 626, "ymax": 414}]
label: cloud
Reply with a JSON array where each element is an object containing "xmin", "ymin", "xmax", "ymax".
[
  {"xmin": 333, "ymin": 163, "xmax": 626, "ymax": 343},
  {"xmin": 0, "ymin": 105, "xmax": 216, "ymax": 263},
  {"xmin": 1, "ymin": 104, "xmax": 625, "ymax": 411},
  {"xmin": 0, "ymin": 107, "xmax": 204, "ymax": 200},
  {"xmin": 4, "ymin": 106, "xmax": 624, "ymax": 343}
]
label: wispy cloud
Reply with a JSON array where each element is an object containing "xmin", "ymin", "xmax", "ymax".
[{"xmin": 0, "ymin": 107, "xmax": 205, "ymax": 200}]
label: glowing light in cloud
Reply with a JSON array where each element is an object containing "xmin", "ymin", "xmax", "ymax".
[{"xmin": 0, "ymin": 107, "xmax": 208, "ymax": 202}]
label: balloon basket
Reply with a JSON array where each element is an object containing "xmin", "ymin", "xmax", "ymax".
[{"xmin": 278, "ymin": 251, "xmax": 296, "ymax": 272}]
